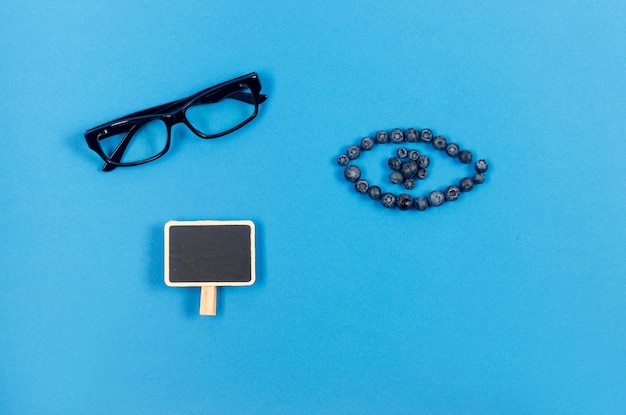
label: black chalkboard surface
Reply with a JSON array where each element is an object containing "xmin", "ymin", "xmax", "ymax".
[{"xmin": 164, "ymin": 220, "xmax": 256, "ymax": 316}]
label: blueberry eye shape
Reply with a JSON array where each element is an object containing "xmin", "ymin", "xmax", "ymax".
[{"xmin": 336, "ymin": 127, "xmax": 490, "ymax": 211}]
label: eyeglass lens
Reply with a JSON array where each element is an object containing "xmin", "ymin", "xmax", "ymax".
[
  {"xmin": 98, "ymin": 119, "xmax": 168, "ymax": 164},
  {"xmin": 185, "ymin": 86, "xmax": 256, "ymax": 136}
]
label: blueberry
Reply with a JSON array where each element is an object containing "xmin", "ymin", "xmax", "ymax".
[
  {"xmin": 347, "ymin": 145, "xmax": 361, "ymax": 160},
  {"xmin": 408, "ymin": 150, "xmax": 420, "ymax": 161},
  {"xmin": 396, "ymin": 193, "xmax": 413, "ymax": 210},
  {"xmin": 445, "ymin": 143, "xmax": 460, "ymax": 157},
  {"xmin": 405, "ymin": 128, "xmax": 419, "ymax": 142},
  {"xmin": 388, "ymin": 157, "xmax": 402, "ymax": 171},
  {"xmin": 390, "ymin": 171, "xmax": 404, "ymax": 184},
  {"xmin": 397, "ymin": 147, "xmax": 409, "ymax": 159},
  {"xmin": 432, "ymin": 135, "xmax": 447, "ymax": 150},
  {"xmin": 401, "ymin": 160, "xmax": 418, "ymax": 179},
  {"xmin": 355, "ymin": 179, "xmax": 369, "ymax": 193},
  {"xmin": 337, "ymin": 154, "xmax": 349, "ymax": 166},
  {"xmin": 360, "ymin": 137, "xmax": 375, "ymax": 151},
  {"xmin": 428, "ymin": 190, "xmax": 445, "ymax": 206},
  {"xmin": 472, "ymin": 173, "xmax": 485, "ymax": 184},
  {"xmin": 444, "ymin": 185, "xmax": 460, "ymax": 201},
  {"xmin": 390, "ymin": 128, "xmax": 404, "ymax": 144},
  {"xmin": 344, "ymin": 165, "xmax": 361, "ymax": 182},
  {"xmin": 415, "ymin": 196, "xmax": 429, "ymax": 211},
  {"xmin": 375, "ymin": 130, "xmax": 389, "ymax": 144},
  {"xmin": 420, "ymin": 129, "xmax": 433, "ymax": 142},
  {"xmin": 458, "ymin": 150, "xmax": 473, "ymax": 164},
  {"xmin": 475, "ymin": 159, "xmax": 489, "ymax": 173},
  {"xmin": 416, "ymin": 168, "xmax": 427, "ymax": 180},
  {"xmin": 404, "ymin": 178, "xmax": 415, "ymax": 190},
  {"xmin": 417, "ymin": 155, "xmax": 430, "ymax": 168},
  {"xmin": 381, "ymin": 193, "xmax": 396, "ymax": 208},
  {"xmin": 368, "ymin": 185, "xmax": 382, "ymax": 200},
  {"xmin": 459, "ymin": 177, "xmax": 474, "ymax": 192}
]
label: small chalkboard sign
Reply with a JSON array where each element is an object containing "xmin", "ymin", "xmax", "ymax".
[{"xmin": 164, "ymin": 220, "xmax": 256, "ymax": 316}]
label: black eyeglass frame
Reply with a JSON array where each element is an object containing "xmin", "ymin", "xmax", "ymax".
[{"xmin": 84, "ymin": 72, "xmax": 267, "ymax": 171}]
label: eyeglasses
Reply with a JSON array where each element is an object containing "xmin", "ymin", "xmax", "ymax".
[{"xmin": 84, "ymin": 72, "xmax": 267, "ymax": 171}]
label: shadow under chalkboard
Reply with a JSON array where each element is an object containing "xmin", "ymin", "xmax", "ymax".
[{"xmin": 147, "ymin": 223, "xmax": 198, "ymax": 316}]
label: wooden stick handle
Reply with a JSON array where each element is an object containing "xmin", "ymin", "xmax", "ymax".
[{"xmin": 200, "ymin": 286, "xmax": 217, "ymax": 316}]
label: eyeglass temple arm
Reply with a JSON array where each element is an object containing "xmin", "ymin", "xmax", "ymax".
[
  {"xmin": 107, "ymin": 91, "xmax": 267, "ymax": 123},
  {"xmin": 100, "ymin": 122, "xmax": 144, "ymax": 171},
  {"xmin": 186, "ymin": 91, "xmax": 267, "ymax": 106},
  {"xmin": 227, "ymin": 91, "xmax": 268, "ymax": 105}
]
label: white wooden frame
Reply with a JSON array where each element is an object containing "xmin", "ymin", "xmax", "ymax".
[{"xmin": 164, "ymin": 220, "xmax": 256, "ymax": 315}]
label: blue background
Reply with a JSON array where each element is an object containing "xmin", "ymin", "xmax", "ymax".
[{"xmin": 1, "ymin": 1, "xmax": 625, "ymax": 414}]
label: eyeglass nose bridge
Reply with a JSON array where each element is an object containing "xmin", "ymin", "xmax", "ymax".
[
  {"xmin": 163, "ymin": 111, "xmax": 204, "ymax": 138},
  {"xmin": 162, "ymin": 111, "xmax": 185, "ymax": 125},
  {"xmin": 159, "ymin": 110, "xmax": 225, "ymax": 140}
]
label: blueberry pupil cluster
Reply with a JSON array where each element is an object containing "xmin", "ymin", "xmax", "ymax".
[{"xmin": 338, "ymin": 127, "xmax": 489, "ymax": 210}]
